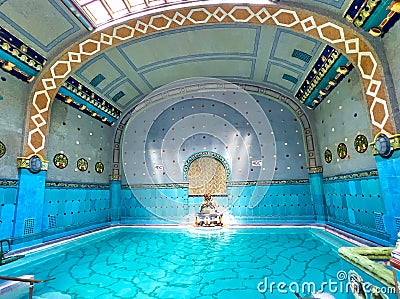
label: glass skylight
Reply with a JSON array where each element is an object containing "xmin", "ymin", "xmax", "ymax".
[
  {"xmin": 70, "ymin": 0, "xmax": 279, "ymax": 28},
  {"xmin": 73, "ymin": 0, "xmax": 184, "ymax": 27}
]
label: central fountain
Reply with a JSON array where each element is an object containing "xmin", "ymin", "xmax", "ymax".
[{"xmin": 194, "ymin": 193, "xmax": 223, "ymax": 227}]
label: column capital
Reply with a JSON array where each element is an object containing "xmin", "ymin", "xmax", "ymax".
[
  {"xmin": 109, "ymin": 174, "xmax": 121, "ymax": 181},
  {"xmin": 308, "ymin": 166, "xmax": 323, "ymax": 174},
  {"xmin": 17, "ymin": 154, "xmax": 48, "ymax": 173},
  {"xmin": 370, "ymin": 133, "xmax": 400, "ymax": 157}
]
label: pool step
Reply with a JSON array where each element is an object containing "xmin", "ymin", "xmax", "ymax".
[
  {"xmin": 0, "ymin": 275, "xmax": 33, "ymax": 299},
  {"xmin": 311, "ymin": 229, "xmax": 350, "ymax": 249}
]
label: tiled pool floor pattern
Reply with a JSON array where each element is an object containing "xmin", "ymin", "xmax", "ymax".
[{"xmin": 0, "ymin": 228, "xmax": 393, "ymax": 299}]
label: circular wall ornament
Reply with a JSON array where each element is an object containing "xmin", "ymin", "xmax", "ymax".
[
  {"xmin": 53, "ymin": 153, "xmax": 68, "ymax": 169},
  {"xmin": 375, "ymin": 134, "xmax": 391, "ymax": 157},
  {"xmin": 95, "ymin": 162, "xmax": 104, "ymax": 173},
  {"xmin": 324, "ymin": 149, "xmax": 332, "ymax": 163},
  {"xmin": 0, "ymin": 141, "xmax": 5, "ymax": 158},
  {"xmin": 29, "ymin": 155, "xmax": 43, "ymax": 173},
  {"xmin": 337, "ymin": 143, "xmax": 347, "ymax": 159},
  {"xmin": 77, "ymin": 158, "xmax": 88, "ymax": 171},
  {"xmin": 354, "ymin": 135, "xmax": 368, "ymax": 153}
]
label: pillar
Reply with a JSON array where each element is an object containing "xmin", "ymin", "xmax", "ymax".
[
  {"xmin": 375, "ymin": 150, "xmax": 400, "ymax": 245},
  {"xmin": 110, "ymin": 179, "xmax": 121, "ymax": 222},
  {"xmin": 309, "ymin": 171, "xmax": 326, "ymax": 223},
  {"xmin": 13, "ymin": 155, "xmax": 48, "ymax": 245}
]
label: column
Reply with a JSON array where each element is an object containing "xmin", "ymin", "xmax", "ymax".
[
  {"xmin": 13, "ymin": 155, "xmax": 48, "ymax": 245},
  {"xmin": 110, "ymin": 179, "xmax": 121, "ymax": 222},
  {"xmin": 309, "ymin": 170, "xmax": 326, "ymax": 223},
  {"xmin": 375, "ymin": 151, "xmax": 400, "ymax": 245}
]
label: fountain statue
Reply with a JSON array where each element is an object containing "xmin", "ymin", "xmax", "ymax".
[{"xmin": 195, "ymin": 193, "xmax": 223, "ymax": 227}]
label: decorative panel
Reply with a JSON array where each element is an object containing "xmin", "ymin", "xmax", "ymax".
[
  {"xmin": 188, "ymin": 156, "xmax": 227, "ymax": 195},
  {"xmin": 23, "ymin": 218, "xmax": 35, "ymax": 235},
  {"xmin": 344, "ymin": 0, "xmax": 399, "ymax": 37},
  {"xmin": 57, "ymin": 77, "xmax": 121, "ymax": 126},
  {"xmin": 296, "ymin": 45, "xmax": 354, "ymax": 109}
]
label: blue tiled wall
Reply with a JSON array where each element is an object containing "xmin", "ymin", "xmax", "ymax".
[
  {"xmin": 120, "ymin": 187, "xmax": 188, "ymax": 224},
  {"xmin": 227, "ymin": 184, "xmax": 314, "ymax": 223},
  {"xmin": 42, "ymin": 185, "xmax": 111, "ymax": 239},
  {"xmin": 375, "ymin": 153, "xmax": 400, "ymax": 244},
  {"xmin": 323, "ymin": 174, "xmax": 390, "ymax": 245},
  {"xmin": 120, "ymin": 183, "xmax": 314, "ymax": 224},
  {"xmin": 0, "ymin": 180, "xmax": 18, "ymax": 240}
]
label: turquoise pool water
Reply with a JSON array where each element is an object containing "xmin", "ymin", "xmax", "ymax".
[{"xmin": 0, "ymin": 227, "xmax": 396, "ymax": 299}]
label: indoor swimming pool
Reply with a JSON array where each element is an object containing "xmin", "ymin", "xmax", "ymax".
[{"xmin": 0, "ymin": 227, "xmax": 396, "ymax": 299}]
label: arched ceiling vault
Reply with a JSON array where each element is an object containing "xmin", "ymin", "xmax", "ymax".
[{"xmin": 20, "ymin": 3, "xmax": 396, "ymax": 157}]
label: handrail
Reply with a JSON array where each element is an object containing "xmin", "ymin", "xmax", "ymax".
[
  {"xmin": 0, "ymin": 275, "xmax": 55, "ymax": 299},
  {"xmin": 0, "ymin": 275, "xmax": 55, "ymax": 283},
  {"xmin": 0, "ymin": 239, "xmax": 11, "ymax": 254},
  {"xmin": 0, "ymin": 239, "xmax": 25, "ymax": 266}
]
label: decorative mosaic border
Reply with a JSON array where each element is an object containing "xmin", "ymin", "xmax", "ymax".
[
  {"xmin": 370, "ymin": 133, "xmax": 400, "ymax": 155},
  {"xmin": 17, "ymin": 155, "xmax": 48, "ymax": 171},
  {"xmin": 61, "ymin": 76, "xmax": 121, "ymax": 120},
  {"xmin": 45, "ymin": 181, "xmax": 109, "ymax": 189},
  {"xmin": 24, "ymin": 4, "xmax": 394, "ymax": 157},
  {"xmin": 121, "ymin": 179, "xmax": 309, "ymax": 189},
  {"xmin": 0, "ymin": 179, "xmax": 18, "ymax": 187},
  {"xmin": 0, "ymin": 25, "xmax": 46, "ymax": 68},
  {"xmin": 228, "ymin": 179, "xmax": 310, "ymax": 186},
  {"xmin": 183, "ymin": 151, "xmax": 231, "ymax": 182},
  {"xmin": 323, "ymin": 169, "xmax": 378, "ymax": 182},
  {"xmin": 122, "ymin": 183, "xmax": 189, "ymax": 189}
]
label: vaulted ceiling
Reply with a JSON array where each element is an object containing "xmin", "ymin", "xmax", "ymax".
[{"xmin": 0, "ymin": 0, "xmax": 397, "ymax": 123}]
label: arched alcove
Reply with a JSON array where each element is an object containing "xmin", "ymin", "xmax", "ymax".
[{"xmin": 183, "ymin": 151, "xmax": 230, "ymax": 195}]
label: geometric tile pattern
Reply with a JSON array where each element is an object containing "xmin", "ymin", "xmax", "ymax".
[
  {"xmin": 24, "ymin": 4, "xmax": 394, "ymax": 157},
  {"xmin": 23, "ymin": 218, "xmax": 35, "ymax": 235},
  {"xmin": 48, "ymin": 214, "xmax": 57, "ymax": 229},
  {"xmin": 374, "ymin": 212, "xmax": 385, "ymax": 232}
]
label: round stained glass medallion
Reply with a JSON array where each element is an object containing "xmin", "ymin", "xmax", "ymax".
[
  {"xmin": 354, "ymin": 135, "xmax": 368, "ymax": 153},
  {"xmin": 375, "ymin": 134, "xmax": 391, "ymax": 157},
  {"xmin": 324, "ymin": 149, "xmax": 332, "ymax": 163},
  {"xmin": 95, "ymin": 162, "xmax": 104, "ymax": 174},
  {"xmin": 0, "ymin": 141, "xmax": 5, "ymax": 158},
  {"xmin": 77, "ymin": 158, "xmax": 88, "ymax": 171},
  {"xmin": 29, "ymin": 155, "xmax": 42, "ymax": 173},
  {"xmin": 337, "ymin": 143, "xmax": 347, "ymax": 159},
  {"xmin": 53, "ymin": 153, "xmax": 68, "ymax": 169}
]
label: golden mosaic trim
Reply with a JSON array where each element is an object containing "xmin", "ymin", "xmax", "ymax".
[
  {"xmin": 121, "ymin": 179, "xmax": 310, "ymax": 189},
  {"xmin": 46, "ymin": 181, "xmax": 109, "ymax": 189},
  {"xmin": 0, "ymin": 38, "xmax": 44, "ymax": 71},
  {"xmin": 24, "ymin": 4, "xmax": 394, "ymax": 157},
  {"xmin": 109, "ymin": 174, "xmax": 121, "ymax": 181},
  {"xmin": 370, "ymin": 133, "xmax": 400, "ymax": 155},
  {"xmin": 183, "ymin": 151, "xmax": 230, "ymax": 181},
  {"xmin": 297, "ymin": 48, "xmax": 340, "ymax": 103},
  {"xmin": 0, "ymin": 179, "xmax": 18, "ymax": 187},
  {"xmin": 308, "ymin": 166, "xmax": 323, "ymax": 174},
  {"xmin": 324, "ymin": 170, "xmax": 378, "ymax": 182},
  {"xmin": 17, "ymin": 154, "xmax": 48, "ymax": 171},
  {"xmin": 122, "ymin": 183, "xmax": 189, "ymax": 189},
  {"xmin": 0, "ymin": 58, "xmax": 35, "ymax": 82}
]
